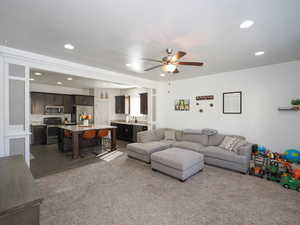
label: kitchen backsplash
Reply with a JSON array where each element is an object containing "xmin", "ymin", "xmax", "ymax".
[{"xmin": 31, "ymin": 114, "xmax": 71, "ymax": 124}]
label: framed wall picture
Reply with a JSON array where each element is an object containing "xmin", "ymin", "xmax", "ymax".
[
  {"xmin": 174, "ymin": 99, "xmax": 190, "ymax": 111},
  {"xmin": 223, "ymin": 91, "xmax": 242, "ymax": 114}
]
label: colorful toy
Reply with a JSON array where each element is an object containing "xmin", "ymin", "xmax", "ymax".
[
  {"xmin": 265, "ymin": 160, "xmax": 283, "ymax": 182},
  {"xmin": 280, "ymin": 174, "xmax": 300, "ymax": 192},
  {"xmin": 257, "ymin": 145, "xmax": 267, "ymax": 154},
  {"xmin": 293, "ymin": 170, "xmax": 300, "ymax": 179},
  {"xmin": 282, "ymin": 149, "xmax": 300, "ymax": 163},
  {"xmin": 249, "ymin": 154, "xmax": 266, "ymax": 178}
]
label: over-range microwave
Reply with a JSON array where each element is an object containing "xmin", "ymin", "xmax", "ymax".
[{"xmin": 45, "ymin": 105, "xmax": 64, "ymax": 115}]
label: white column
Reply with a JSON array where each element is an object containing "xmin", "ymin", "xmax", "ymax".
[{"xmin": 0, "ymin": 56, "xmax": 5, "ymax": 156}]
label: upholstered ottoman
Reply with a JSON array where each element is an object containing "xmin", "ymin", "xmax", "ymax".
[
  {"xmin": 151, "ymin": 147, "xmax": 204, "ymax": 182},
  {"xmin": 127, "ymin": 142, "xmax": 171, "ymax": 163}
]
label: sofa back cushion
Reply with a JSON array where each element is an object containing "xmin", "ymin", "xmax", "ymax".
[
  {"xmin": 164, "ymin": 130, "xmax": 176, "ymax": 141},
  {"xmin": 153, "ymin": 128, "xmax": 166, "ymax": 141},
  {"xmin": 208, "ymin": 134, "xmax": 225, "ymax": 146},
  {"xmin": 181, "ymin": 134, "xmax": 208, "ymax": 146}
]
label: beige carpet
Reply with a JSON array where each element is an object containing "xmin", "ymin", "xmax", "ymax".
[{"xmin": 36, "ymin": 146, "xmax": 300, "ymax": 225}]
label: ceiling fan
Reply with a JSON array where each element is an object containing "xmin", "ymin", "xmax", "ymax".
[{"xmin": 142, "ymin": 48, "xmax": 204, "ymax": 74}]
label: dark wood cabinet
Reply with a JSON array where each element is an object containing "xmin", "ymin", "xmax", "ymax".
[
  {"xmin": 45, "ymin": 93, "xmax": 63, "ymax": 106},
  {"xmin": 74, "ymin": 95, "xmax": 94, "ymax": 106},
  {"xmin": 31, "ymin": 92, "xmax": 93, "ymax": 114},
  {"xmin": 115, "ymin": 96, "xmax": 125, "ymax": 114},
  {"xmin": 31, "ymin": 93, "xmax": 46, "ymax": 114},
  {"xmin": 31, "ymin": 125, "xmax": 46, "ymax": 145},
  {"xmin": 111, "ymin": 122, "xmax": 147, "ymax": 142},
  {"xmin": 63, "ymin": 95, "xmax": 74, "ymax": 113},
  {"xmin": 140, "ymin": 92, "xmax": 148, "ymax": 115}
]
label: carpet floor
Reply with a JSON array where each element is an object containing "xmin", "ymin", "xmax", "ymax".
[{"xmin": 36, "ymin": 145, "xmax": 300, "ymax": 225}]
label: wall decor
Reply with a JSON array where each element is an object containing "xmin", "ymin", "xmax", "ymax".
[
  {"xmin": 196, "ymin": 95, "xmax": 214, "ymax": 101},
  {"xmin": 175, "ymin": 99, "xmax": 190, "ymax": 111},
  {"xmin": 223, "ymin": 91, "xmax": 242, "ymax": 114}
]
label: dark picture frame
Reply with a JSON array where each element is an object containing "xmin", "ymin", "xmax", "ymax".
[{"xmin": 223, "ymin": 91, "xmax": 242, "ymax": 114}]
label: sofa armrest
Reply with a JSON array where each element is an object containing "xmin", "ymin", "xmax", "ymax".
[
  {"xmin": 237, "ymin": 143, "xmax": 253, "ymax": 161},
  {"xmin": 137, "ymin": 130, "xmax": 156, "ymax": 143}
]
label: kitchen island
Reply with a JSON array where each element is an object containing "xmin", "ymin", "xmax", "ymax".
[{"xmin": 58, "ymin": 125, "xmax": 117, "ymax": 159}]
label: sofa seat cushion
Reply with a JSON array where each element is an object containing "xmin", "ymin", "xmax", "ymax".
[
  {"xmin": 172, "ymin": 141, "xmax": 204, "ymax": 152},
  {"xmin": 160, "ymin": 140, "xmax": 176, "ymax": 146},
  {"xmin": 202, "ymin": 146, "xmax": 248, "ymax": 165},
  {"xmin": 151, "ymin": 147, "xmax": 204, "ymax": 171},
  {"xmin": 127, "ymin": 142, "xmax": 171, "ymax": 155}
]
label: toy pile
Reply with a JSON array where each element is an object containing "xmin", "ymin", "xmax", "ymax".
[{"xmin": 249, "ymin": 145, "xmax": 300, "ymax": 192}]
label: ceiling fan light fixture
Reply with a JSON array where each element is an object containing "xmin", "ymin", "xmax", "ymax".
[{"xmin": 163, "ymin": 64, "xmax": 177, "ymax": 73}]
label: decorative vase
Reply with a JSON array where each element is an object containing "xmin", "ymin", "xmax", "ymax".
[{"xmin": 83, "ymin": 120, "xmax": 89, "ymax": 126}]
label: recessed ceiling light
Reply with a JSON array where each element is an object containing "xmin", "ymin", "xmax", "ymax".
[
  {"xmin": 57, "ymin": 81, "xmax": 62, "ymax": 85},
  {"xmin": 34, "ymin": 72, "xmax": 42, "ymax": 76},
  {"xmin": 67, "ymin": 77, "xmax": 73, "ymax": 81},
  {"xmin": 160, "ymin": 73, "xmax": 165, "ymax": 77},
  {"xmin": 126, "ymin": 63, "xmax": 131, "ymax": 67},
  {"xmin": 29, "ymin": 78, "xmax": 35, "ymax": 81},
  {"xmin": 64, "ymin": 44, "xmax": 75, "ymax": 50},
  {"xmin": 240, "ymin": 20, "xmax": 254, "ymax": 29},
  {"xmin": 255, "ymin": 51, "xmax": 265, "ymax": 56}
]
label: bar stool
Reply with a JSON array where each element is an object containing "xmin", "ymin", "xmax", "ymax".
[
  {"xmin": 98, "ymin": 129, "xmax": 111, "ymax": 151},
  {"xmin": 80, "ymin": 130, "xmax": 97, "ymax": 157}
]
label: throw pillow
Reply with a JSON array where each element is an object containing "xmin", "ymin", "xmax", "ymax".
[
  {"xmin": 165, "ymin": 130, "xmax": 176, "ymax": 141},
  {"xmin": 219, "ymin": 136, "xmax": 239, "ymax": 152},
  {"xmin": 232, "ymin": 139, "xmax": 248, "ymax": 153}
]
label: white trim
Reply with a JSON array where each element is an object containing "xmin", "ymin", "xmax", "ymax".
[
  {"xmin": 2, "ymin": 58, "xmax": 31, "ymax": 166},
  {"xmin": 0, "ymin": 45, "xmax": 160, "ymax": 88},
  {"xmin": 4, "ymin": 60, "xmax": 9, "ymax": 146},
  {"xmin": 5, "ymin": 132, "xmax": 32, "ymax": 138},
  {"xmin": 8, "ymin": 76, "xmax": 26, "ymax": 81},
  {"xmin": 24, "ymin": 65, "xmax": 30, "ymax": 132},
  {"xmin": 0, "ymin": 56, "xmax": 4, "ymax": 157}
]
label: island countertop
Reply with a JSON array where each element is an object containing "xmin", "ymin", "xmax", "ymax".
[
  {"xmin": 110, "ymin": 120, "xmax": 149, "ymax": 127},
  {"xmin": 58, "ymin": 125, "xmax": 117, "ymax": 132}
]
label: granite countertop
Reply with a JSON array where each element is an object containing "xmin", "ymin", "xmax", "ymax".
[
  {"xmin": 110, "ymin": 120, "xmax": 149, "ymax": 127},
  {"xmin": 58, "ymin": 125, "xmax": 117, "ymax": 132}
]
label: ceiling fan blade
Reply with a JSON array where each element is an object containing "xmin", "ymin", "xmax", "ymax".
[
  {"xmin": 177, "ymin": 61, "xmax": 204, "ymax": 66},
  {"xmin": 172, "ymin": 51, "xmax": 187, "ymax": 61},
  {"xmin": 144, "ymin": 65, "xmax": 162, "ymax": 71},
  {"xmin": 173, "ymin": 68, "xmax": 180, "ymax": 74},
  {"xmin": 141, "ymin": 58, "xmax": 162, "ymax": 63}
]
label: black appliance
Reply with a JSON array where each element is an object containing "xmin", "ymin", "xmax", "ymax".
[{"xmin": 44, "ymin": 117, "xmax": 62, "ymax": 144}]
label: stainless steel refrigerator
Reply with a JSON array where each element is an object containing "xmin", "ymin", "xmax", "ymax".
[{"xmin": 73, "ymin": 105, "xmax": 94, "ymax": 125}]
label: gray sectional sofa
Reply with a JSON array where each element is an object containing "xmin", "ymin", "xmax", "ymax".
[{"xmin": 127, "ymin": 128, "xmax": 252, "ymax": 174}]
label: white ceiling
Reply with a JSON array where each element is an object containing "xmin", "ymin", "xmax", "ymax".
[
  {"xmin": 30, "ymin": 69, "xmax": 137, "ymax": 89},
  {"xmin": 1, "ymin": 0, "xmax": 300, "ymax": 81}
]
